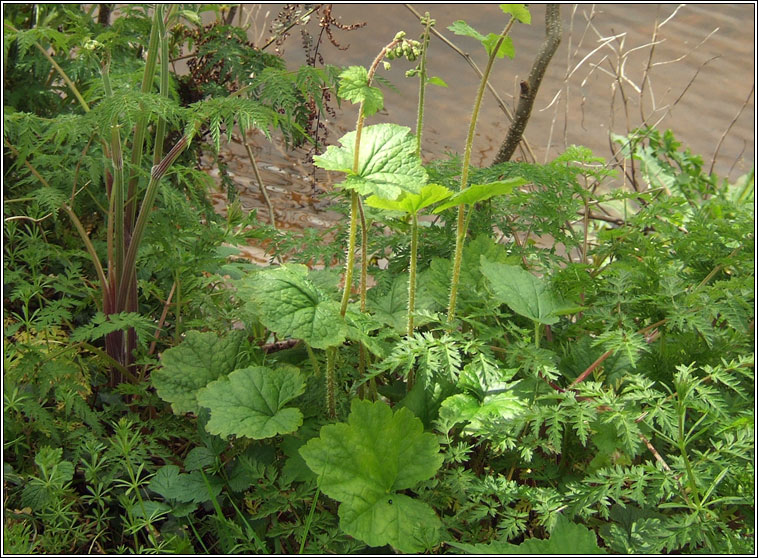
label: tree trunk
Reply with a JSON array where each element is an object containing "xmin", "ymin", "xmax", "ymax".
[{"xmin": 492, "ymin": 4, "xmax": 561, "ymax": 165}]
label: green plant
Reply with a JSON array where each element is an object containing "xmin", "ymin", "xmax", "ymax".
[{"xmin": 5, "ymin": 4, "xmax": 753, "ymax": 555}]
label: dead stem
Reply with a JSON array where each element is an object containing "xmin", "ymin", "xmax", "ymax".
[{"xmin": 709, "ymin": 84, "xmax": 755, "ymax": 177}]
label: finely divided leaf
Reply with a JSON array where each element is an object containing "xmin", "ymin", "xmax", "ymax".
[
  {"xmin": 152, "ymin": 330, "xmax": 246, "ymax": 415},
  {"xmin": 247, "ymin": 264, "xmax": 346, "ymax": 349},
  {"xmin": 338, "ymin": 66, "xmax": 384, "ymax": 116},
  {"xmin": 433, "ymin": 177, "xmax": 526, "ymax": 213},
  {"xmin": 196, "ymin": 365, "xmax": 305, "ymax": 440},
  {"xmin": 313, "ymin": 123, "xmax": 427, "ymax": 200},
  {"xmin": 299, "ymin": 399, "xmax": 443, "ymax": 553}
]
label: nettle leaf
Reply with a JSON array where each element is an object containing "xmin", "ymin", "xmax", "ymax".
[
  {"xmin": 337, "ymin": 66, "xmax": 384, "ymax": 117},
  {"xmin": 424, "ymin": 236, "xmax": 516, "ymax": 310},
  {"xmin": 450, "ymin": 514, "xmax": 605, "ymax": 554},
  {"xmin": 299, "ymin": 399, "xmax": 444, "ymax": 553},
  {"xmin": 447, "ymin": 20, "xmax": 515, "ymax": 58},
  {"xmin": 366, "ymin": 183, "xmax": 452, "ymax": 215},
  {"xmin": 501, "ymin": 4, "xmax": 532, "ymax": 24},
  {"xmin": 152, "ymin": 330, "xmax": 246, "ymax": 415},
  {"xmin": 448, "ymin": 20, "xmax": 485, "ymax": 42},
  {"xmin": 196, "ymin": 365, "xmax": 305, "ymax": 440},
  {"xmin": 433, "ymin": 177, "xmax": 526, "ymax": 213},
  {"xmin": 427, "ymin": 76, "xmax": 448, "ymax": 87},
  {"xmin": 480, "ymin": 257, "xmax": 575, "ymax": 325},
  {"xmin": 246, "ymin": 264, "xmax": 346, "ymax": 350},
  {"xmin": 149, "ymin": 465, "xmax": 223, "ymax": 504},
  {"xmin": 313, "ymin": 123, "xmax": 427, "ymax": 200},
  {"xmin": 482, "ymin": 34, "xmax": 516, "ymax": 59}
]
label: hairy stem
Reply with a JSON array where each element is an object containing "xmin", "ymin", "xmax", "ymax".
[
  {"xmin": 340, "ymin": 37, "xmax": 403, "ymax": 316},
  {"xmin": 448, "ymin": 21, "xmax": 516, "ymax": 324},
  {"xmin": 408, "ymin": 212, "xmax": 419, "ymax": 335},
  {"xmin": 415, "ymin": 14, "xmax": 433, "ymax": 157},
  {"xmin": 325, "ymin": 347, "xmax": 336, "ymax": 419}
]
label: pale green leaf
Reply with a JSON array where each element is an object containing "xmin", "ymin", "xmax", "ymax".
[
  {"xmin": 448, "ymin": 20, "xmax": 485, "ymax": 42},
  {"xmin": 433, "ymin": 177, "xmax": 526, "ymax": 213},
  {"xmin": 313, "ymin": 123, "xmax": 427, "ymax": 199},
  {"xmin": 299, "ymin": 399, "xmax": 443, "ymax": 553},
  {"xmin": 246, "ymin": 264, "xmax": 346, "ymax": 349},
  {"xmin": 152, "ymin": 330, "xmax": 246, "ymax": 415},
  {"xmin": 338, "ymin": 66, "xmax": 384, "ymax": 116},
  {"xmin": 501, "ymin": 4, "xmax": 531, "ymax": 24},
  {"xmin": 196, "ymin": 365, "xmax": 305, "ymax": 440},
  {"xmin": 365, "ymin": 183, "xmax": 452, "ymax": 215},
  {"xmin": 480, "ymin": 257, "xmax": 572, "ymax": 325},
  {"xmin": 448, "ymin": 20, "xmax": 516, "ymax": 58},
  {"xmin": 340, "ymin": 493, "xmax": 443, "ymax": 554},
  {"xmin": 482, "ymin": 33, "xmax": 516, "ymax": 59},
  {"xmin": 439, "ymin": 389, "xmax": 526, "ymax": 433},
  {"xmin": 427, "ymin": 76, "xmax": 448, "ymax": 87}
]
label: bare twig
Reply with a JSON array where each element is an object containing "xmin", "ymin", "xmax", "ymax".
[
  {"xmin": 240, "ymin": 130, "xmax": 277, "ymax": 229},
  {"xmin": 709, "ymin": 84, "xmax": 754, "ymax": 176}
]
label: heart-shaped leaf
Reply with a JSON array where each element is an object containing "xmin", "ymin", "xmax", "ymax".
[
  {"xmin": 433, "ymin": 177, "xmax": 526, "ymax": 213},
  {"xmin": 299, "ymin": 399, "xmax": 443, "ymax": 553},
  {"xmin": 152, "ymin": 330, "xmax": 246, "ymax": 415},
  {"xmin": 313, "ymin": 123, "xmax": 427, "ymax": 200},
  {"xmin": 245, "ymin": 264, "xmax": 346, "ymax": 350},
  {"xmin": 196, "ymin": 365, "xmax": 305, "ymax": 440}
]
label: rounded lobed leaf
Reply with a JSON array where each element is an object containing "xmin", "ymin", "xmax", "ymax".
[
  {"xmin": 299, "ymin": 399, "xmax": 444, "ymax": 552},
  {"xmin": 196, "ymin": 365, "xmax": 305, "ymax": 440},
  {"xmin": 245, "ymin": 264, "xmax": 346, "ymax": 350},
  {"xmin": 313, "ymin": 123, "xmax": 427, "ymax": 200},
  {"xmin": 152, "ymin": 330, "xmax": 246, "ymax": 415}
]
